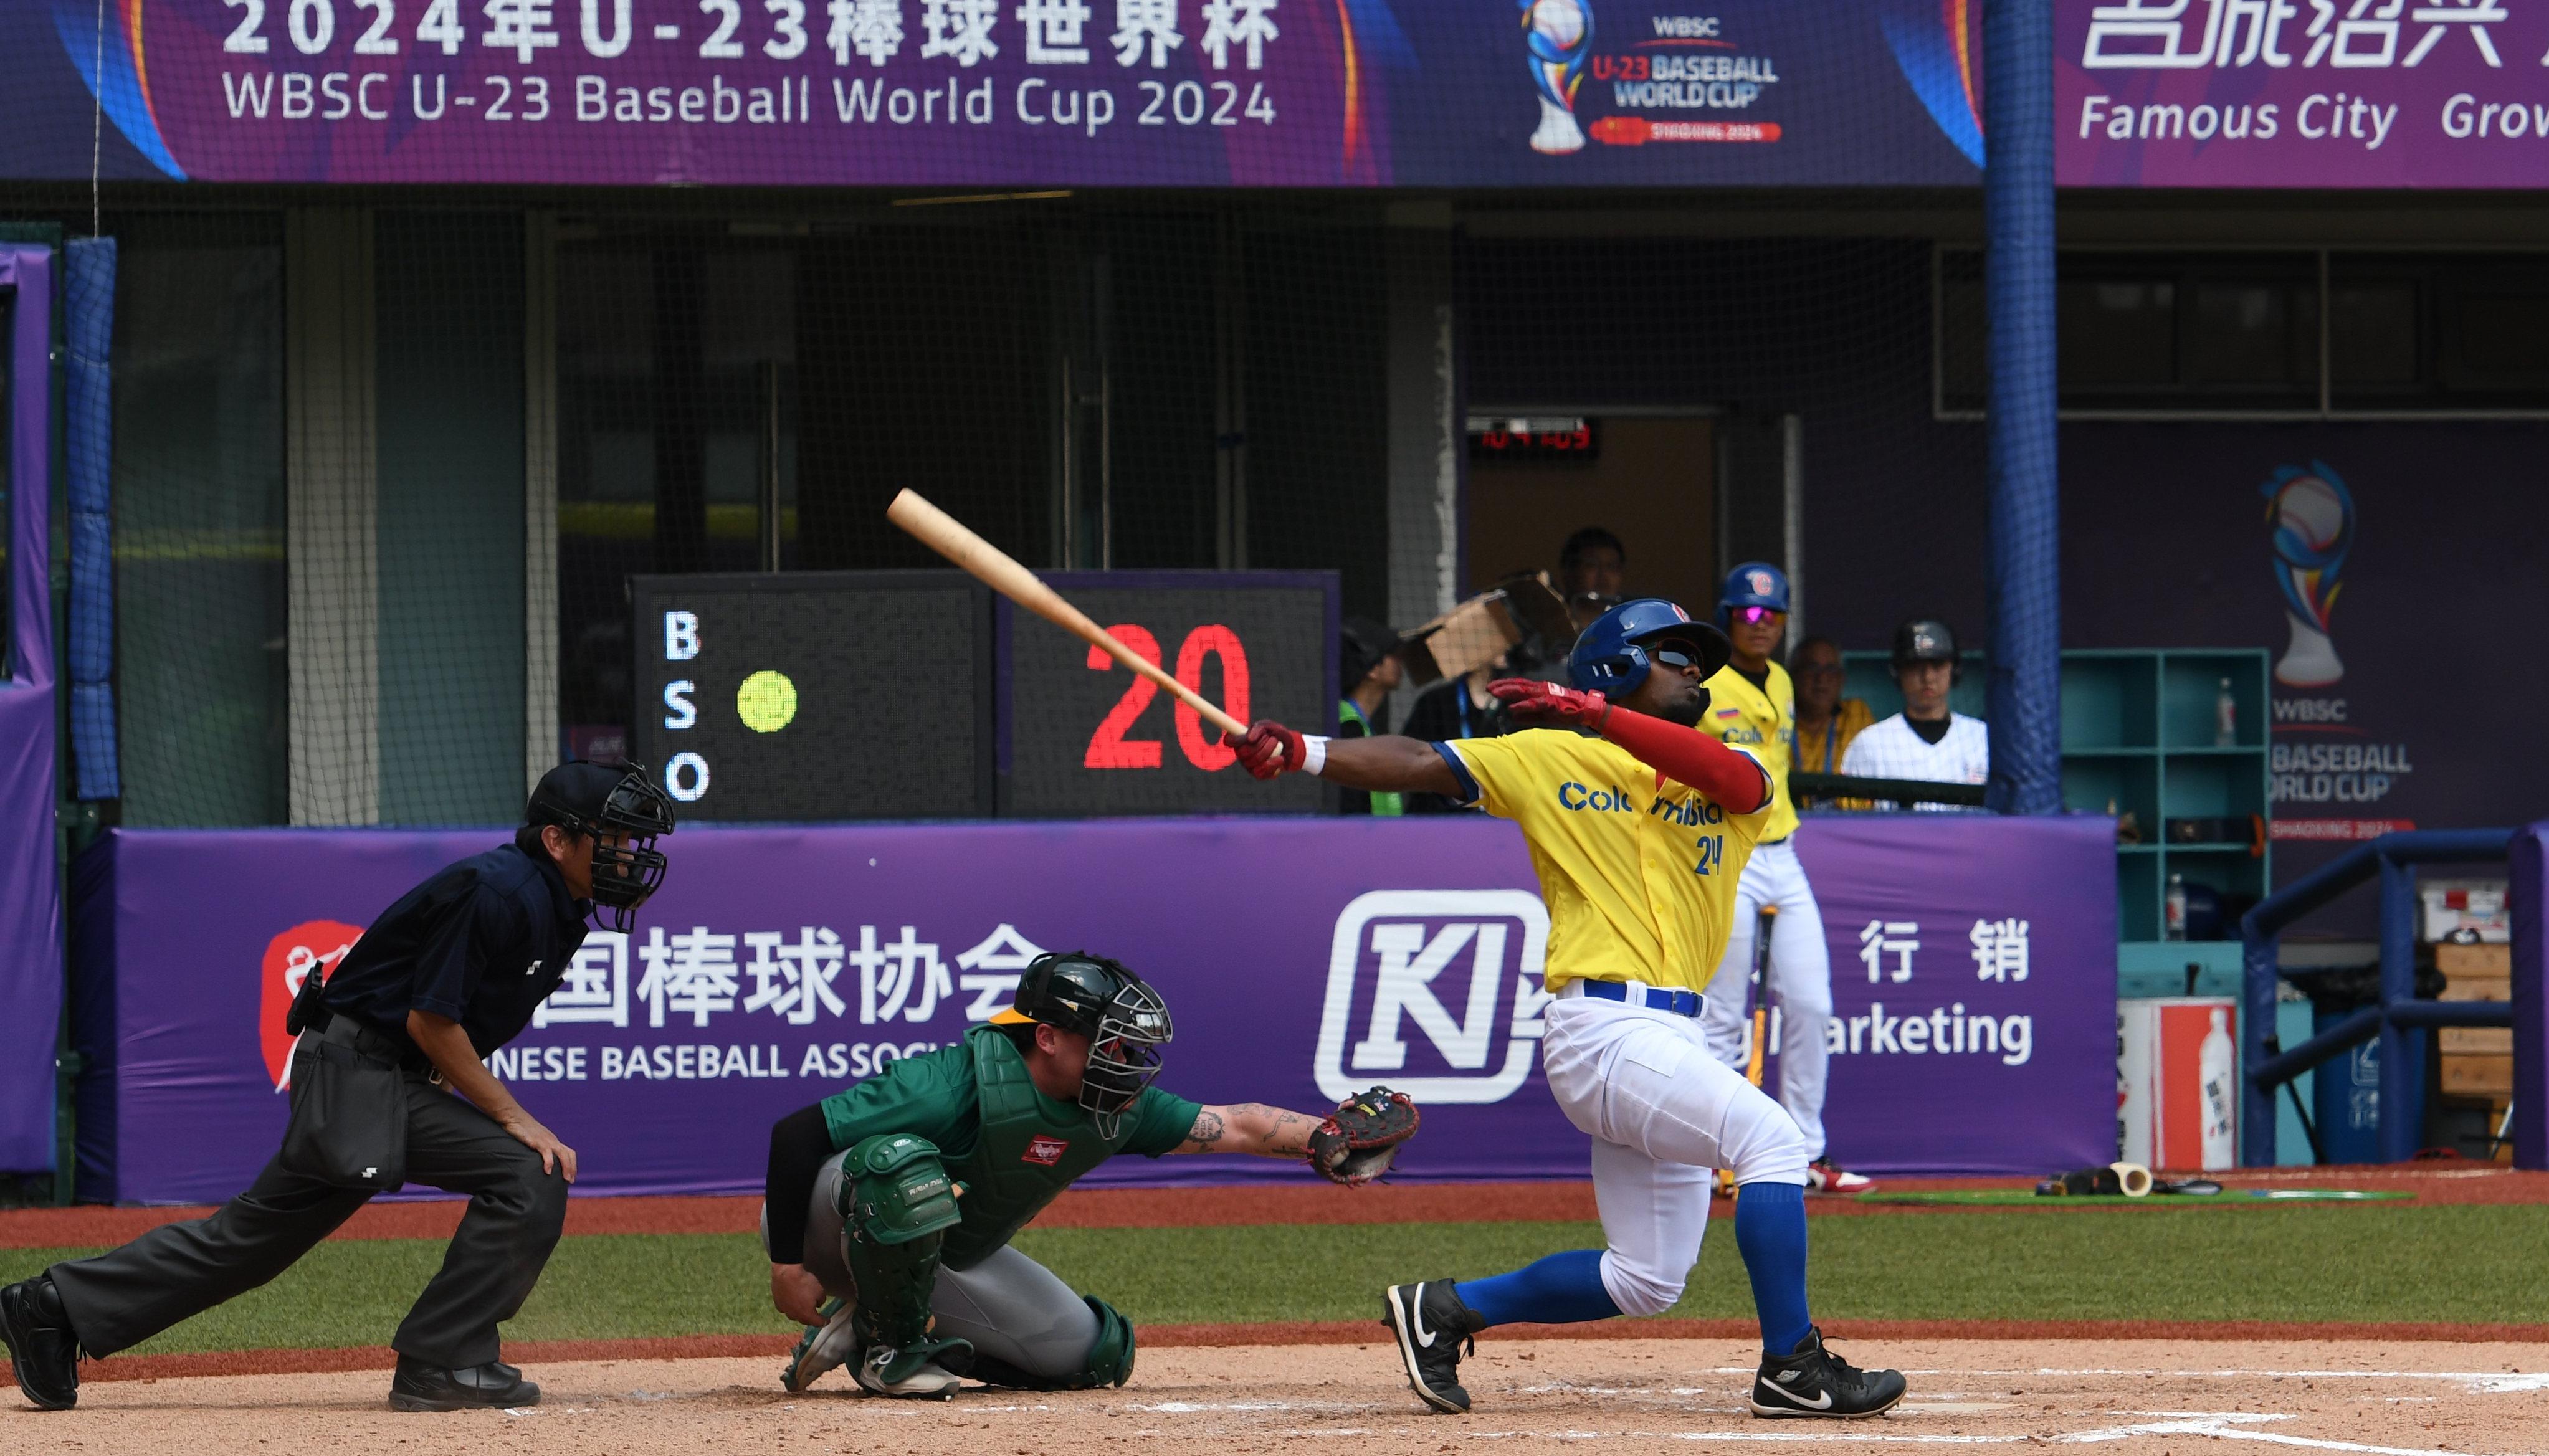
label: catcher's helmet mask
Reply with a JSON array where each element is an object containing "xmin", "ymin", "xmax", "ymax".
[
  {"xmin": 995, "ymin": 953, "xmax": 1175, "ymax": 1136},
  {"xmin": 1566, "ymin": 599, "xmax": 1733, "ymax": 711},
  {"xmin": 525, "ymin": 760, "xmax": 677, "ymax": 933}
]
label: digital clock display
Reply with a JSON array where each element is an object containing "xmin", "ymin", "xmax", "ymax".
[{"xmin": 1468, "ymin": 416, "xmax": 1600, "ymax": 461}]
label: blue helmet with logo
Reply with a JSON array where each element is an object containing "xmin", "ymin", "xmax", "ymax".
[
  {"xmin": 1717, "ymin": 561, "xmax": 1791, "ymax": 621},
  {"xmin": 1568, "ymin": 598, "xmax": 1733, "ymax": 697}
]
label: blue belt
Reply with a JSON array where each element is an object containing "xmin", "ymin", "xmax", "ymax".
[{"xmin": 1578, "ymin": 979, "xmax": 1705, "ymax": 1018}]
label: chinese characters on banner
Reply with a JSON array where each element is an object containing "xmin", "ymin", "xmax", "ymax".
[
  {"xmin": 535, "ymin": 921, "xmax": 1049, "ymax": 1030},
  {"xmin": 2061, "ymin": 0, "xmax": 2549, "ymax": 186}
]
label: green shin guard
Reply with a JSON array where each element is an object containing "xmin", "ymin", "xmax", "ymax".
[
  {"xmin": 837, "ymin": 1134, "xmax": 973, "ymax": 1381},
  {"xmin": 961, "ymin": 1296, "xmax": 1137, "ymax": 1391}
]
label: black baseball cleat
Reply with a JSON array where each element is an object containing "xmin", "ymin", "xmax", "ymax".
[
  {"xmin": 0, "ymin": 1275, "xmax": 81, "ymax": 1410},
  {"xmin": 389, "ymin": 1354, "xmax": 541, "ymax": 1411},
  {"xmin": 1379, "ymin": 1279, "xmax": 1484, "ymax": 1414},
  {"xmin": 1750, "ymin": 1327, "xmax": 1906, "ymax": 1419}
]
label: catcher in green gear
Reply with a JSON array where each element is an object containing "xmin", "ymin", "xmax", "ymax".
[{"xmin": 762, "ymin": 951, "xmax": 1419, "ymax": 1399}]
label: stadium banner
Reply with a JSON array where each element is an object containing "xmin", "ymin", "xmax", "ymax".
[
  {"xmin": 0, "ymin": 246, "xmax": 64, "ymax": 1174},
  {"xmin": 70, "ymin": 813, "xmax": 2112, "ymax": 1203},
  {"xmin": 13, "ymin": 0, "xmax": 1986, "ymax": 186},
  {"xmin": 2061, "ymin": 421, "xmax": 2549, "ymax": 920},
  {"xmin": 2057, "ymin": 0, "xmax": 2549, "ymax": 187}
]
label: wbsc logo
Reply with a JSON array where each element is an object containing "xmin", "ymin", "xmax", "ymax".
[{"xmin": 1312, "ymin": 892, "xmax": 1551, "ymax": 1105}]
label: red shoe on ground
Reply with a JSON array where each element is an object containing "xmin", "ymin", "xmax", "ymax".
[{"xmin": 1806, "ymin": 1159, "xmax": 1875, "ymax": 1195}]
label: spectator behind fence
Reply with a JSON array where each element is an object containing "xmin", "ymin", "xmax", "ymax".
[
  {"xmin": 1789, "ymin": 636, "xmax": 1873, "ymax": 809},
  {"xmin": 1400, "ymin": 654, "xmax": 1504, "ymax": 814},
  {"xmin": 1336, "ymin": 617, "xmax": 1408, "ymax": 816},
  {"xmin": 1557, "ymin": 525, "xmax": 1627, "ymax": 632},
  {"xmin": 1839, "ymin": 619, "xmax": 1987, "ymax": 811}
]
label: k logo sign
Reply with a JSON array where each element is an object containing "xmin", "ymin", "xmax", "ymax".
[{"xmin": 1313, "ymin": 891, "xmax": 1551, "ymax": 1105}]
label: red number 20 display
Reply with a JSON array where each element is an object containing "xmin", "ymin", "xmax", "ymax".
[{"xmin": 1083, "ymin": 624, "xmax": 1252, "ymax": 771}]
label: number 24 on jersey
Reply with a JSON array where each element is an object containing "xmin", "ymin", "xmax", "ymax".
[{"xmin": 1692, "ymin": 834, "xmax": 1725, "ymax": 876}]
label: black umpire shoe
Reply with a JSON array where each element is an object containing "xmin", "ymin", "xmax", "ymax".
[
  {"xmin": 389, "ymin": 1354, "xmax": 541, "ymax": 1412},
  {"xmin": 0, "ymin": 1275, "xmax": 80, "ymax": 1410},
  {"xmin": 1750, "ymin": 1326, "xmax": 1906, "ymax": 1419},
  {"xmin": 1380, "ymin": 1280, "xmax": 1484, "ymax": 1414}
]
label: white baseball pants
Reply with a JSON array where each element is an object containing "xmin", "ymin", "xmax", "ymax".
[
  {"xmin": 1540, "ymin": 992, "xmax": 1810, "ymax": 1316},
  {"xmin": 1700, "ymin": 839, "xmax": 1835, "ymax": 1159}
]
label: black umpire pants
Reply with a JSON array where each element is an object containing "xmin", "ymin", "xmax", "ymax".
[{"xmin": 47, "ymin": 1070, "xmax": 569, "ymax": 1371}]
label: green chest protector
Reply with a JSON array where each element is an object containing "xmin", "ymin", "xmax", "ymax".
[{"xmin": 942, "ymin": 1026, "xmax": 1130, "ymax": 1270}]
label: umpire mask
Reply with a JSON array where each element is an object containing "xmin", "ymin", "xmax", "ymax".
[
  {"xmin": 1000, "ymin": 953, "xmax": 1176, "ymax": 1136},
  {"xmin": 525, "ymin": 761, "xmax": 677, "ymax": 933}
]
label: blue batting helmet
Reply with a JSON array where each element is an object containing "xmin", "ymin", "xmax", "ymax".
[
  {"xmin": 1718, "ymin": 561, "xmax": 1791, "ymax": 621},
  {"xmin": 1568, "ymin": 599, "xmax": 1733, "ymax": 697}
]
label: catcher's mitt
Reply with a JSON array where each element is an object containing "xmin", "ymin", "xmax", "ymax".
[{"xmin": 1308, "ymin": 1086, "xmax": 1419, "ymax": 1186}]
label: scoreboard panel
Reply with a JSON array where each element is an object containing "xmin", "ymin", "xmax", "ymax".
[
  {"xmin": 998, "ymin": 571, "xmax": 1336, "ymax": 817},
  {"xmin": 631, "ymin": 573, "xmax": 994, "ymax": 821}
]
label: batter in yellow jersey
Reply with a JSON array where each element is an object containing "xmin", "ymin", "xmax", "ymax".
[
  {"xmin": 1702, "ymin": 563, "xmax": 1867, "ymax": 1194},
  {"xmin": 1229, "ymin": 595, "xmax": 1909, "ymax": 1424},
  {"xmin": 1437, "ymin": 729, "xmax": 1770, "ymax": 992}
]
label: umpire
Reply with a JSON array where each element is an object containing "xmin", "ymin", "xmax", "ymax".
[{"xmin": 0, "ymin": 761, "xmax": 674, "ymax": 1413}]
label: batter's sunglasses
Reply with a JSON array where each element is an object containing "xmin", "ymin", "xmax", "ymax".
[{"xmin": 1730, "ymin": 606, "xmax": 1785, "ymax": 626}]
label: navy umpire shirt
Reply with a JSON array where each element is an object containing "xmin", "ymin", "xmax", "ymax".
[{"xmin": 322, "ymin": 836, "xmax": 593, "ymax": 1058}]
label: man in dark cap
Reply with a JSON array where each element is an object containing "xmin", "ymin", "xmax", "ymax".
[
  {"xmin": 0, "ymin": 762, "xmax": 675, "ymax": 1414},
  {"xmin": 1336, "ymin": 617, "xmax": 1408, "ymax": 815}
]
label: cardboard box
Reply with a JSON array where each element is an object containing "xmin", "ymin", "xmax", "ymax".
[
  {"xmin": 2440, "ymin": 1027, "xmax": 2514, "ymax": 1054},
  {"xmin": 2437, "ymin": 942, "xmax": 2512, "ymax": 979},
  {"xmin": 2441, "ymin": 979, "xmax": 2511, "ymax": 1003},
  {"xmin": 2441, "ymin": 1055, "xmax": 2514, "ymax": 1096}
]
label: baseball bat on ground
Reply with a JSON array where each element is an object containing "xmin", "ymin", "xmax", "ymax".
[{"xmin": 885, "ymin": 488, "xmax": 1255, "ymax": 744}]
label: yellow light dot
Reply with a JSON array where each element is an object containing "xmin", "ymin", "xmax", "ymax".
[{"xmin": 736, "ymin": 670, "xmax": 799, "ymax": 733}]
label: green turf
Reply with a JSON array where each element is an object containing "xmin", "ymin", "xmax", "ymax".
[{"xmin": 5, "ymin": 1204, "xmax": 2542, "ymax": 1355}]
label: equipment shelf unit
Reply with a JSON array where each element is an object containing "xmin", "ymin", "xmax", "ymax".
[
  {"xmin": 1837, "ymin": 647, "xmax": 2272, "ymax": 995},
  {"xmin": 2060, "ymin": 648, "xmax": 2272, "ymax": 996}
]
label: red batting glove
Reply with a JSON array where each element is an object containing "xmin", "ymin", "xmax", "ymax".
[
  {"xmin": 1489, "ymin": 678, "xmax": 1612, "ymax": 730},
  {"xmin": 1235, "ymin": 720, "xmax": 1303, "ymax": 779}
]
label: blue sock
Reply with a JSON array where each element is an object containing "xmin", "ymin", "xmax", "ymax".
[
  {"xmin": 1733, "ymin": 1180, "xmax": 1813, "ymax": 1357},
  {"xmin": 1456, "ymin": 1249, "xmax": 1623, "ymax": 1328}
]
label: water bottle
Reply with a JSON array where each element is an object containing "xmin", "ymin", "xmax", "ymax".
[
  {"xmin": 2214, "ymin": 677, "xmax": 2237, "ymax": 748},
  {"xmin": 2165, "ymin": 874, "xmax": 2188, "ymax": 941},
  {"xmin": 2198, "ymin": 1007, "xmax": 2236, "ymax": 1170}
]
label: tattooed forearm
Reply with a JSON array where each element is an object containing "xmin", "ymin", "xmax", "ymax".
[{"xmin": 1176, "ymin": 1103, "xmax": 1333, "ymax": 1156}]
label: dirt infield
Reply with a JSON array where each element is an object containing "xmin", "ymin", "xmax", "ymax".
[
  {"xmin": 19, "ymin": 1316, "xmax": 2549, "ymax": 1390},
  {"xmin": 6, "ymin": 1164, "xmax": 2540, "ymax": 1247},
  {"xmin": 12, "ymin": 1338, "xmax": 2547, "ymax": 1455}
]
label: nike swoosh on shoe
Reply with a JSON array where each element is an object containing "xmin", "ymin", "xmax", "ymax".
[{"xmin": 1759, "ymin": 1381, "xmax": 1833, "ymax": 1410}]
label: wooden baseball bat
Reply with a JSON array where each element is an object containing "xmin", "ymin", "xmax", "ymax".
[
  {"xmin": 886, "ymin": 488, "xmax": 1253, "ymax": 741},
  {"xmin": 1745, "ymin": 905, "xmax": 1777, "ymax": 1090},
  {"xmin": 1721, "ymin": 905, "xmax": 1778, "ymax": 1199}
]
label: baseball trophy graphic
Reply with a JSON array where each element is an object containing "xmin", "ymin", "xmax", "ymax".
[
  {"xmin": 2260, "ymin": 462, "xmax": 2353, "ymax": 688},
  {"xmin": 1520, "ymin": 0, "xmax": 1593, "ymax": 155}
]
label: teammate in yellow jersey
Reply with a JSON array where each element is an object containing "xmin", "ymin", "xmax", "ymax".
[
  {"xmin": 1232, "ymin": 599, "xmax": 1906, "ymax": 1422},
  {"xmin": 1699, "ymin": 563, "xmax": 1871, "ymax": 1194}
]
